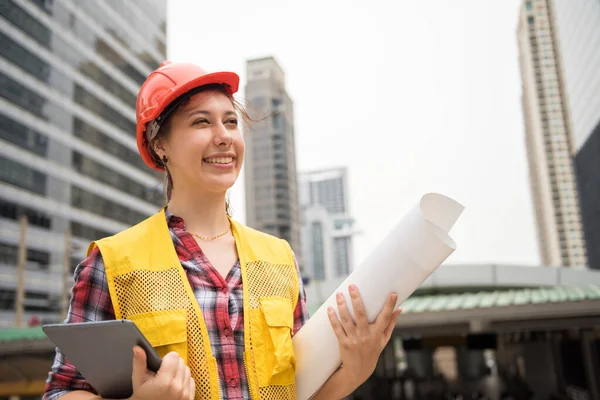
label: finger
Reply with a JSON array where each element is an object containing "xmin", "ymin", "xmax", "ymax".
[
  {"xmin": 175, "ymin": 356, "xmax": 186, "ymax": 383},
  {"xmin": 189, "ymin": 375, "xmax": 196, "ymax": 400},
  {"xmin": 156, "ymin": 351, "xmax": 180, "ymax": 381},
  {"xmin": 383, "ymin": 308, "xmax": 403, "ymax": 339},
  {"xmin": 167, "ymin": 356, "xmax": 185, "ymax": 398},
  {"xmin": 327, "ymin": 306, "xmax": 347, "ymax": 341},
  {"xmin": 375, "ymin": 293, "xmax": 398, "ymax": 331},
  {"xmin": 182, "ymin": 366, "xmax": 191, "ymax": 400},
  {"xmin": 348, "ymin": 285, "xmax": 369, "ymax": 330},
  {"xmin": 336, "ymin": 292, "xmax": 356, "ymax": 337},
  {"xmin": 132, "ymin": 346, "xmax": 148, "ymax": 389}
]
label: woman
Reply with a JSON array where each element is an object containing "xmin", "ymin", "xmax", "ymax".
[{"xmin": 44, "ymin": 61, "xmax": 402, "ymax": 400}]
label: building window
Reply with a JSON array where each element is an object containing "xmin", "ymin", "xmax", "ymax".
[
  {"xmin": 0, "ymin": 242, "xmax": 50, "ymax": 270},
  {"xmin": 0, "ymin": 156, "xmax": 46, "ymax": 195},
  {"xmin": 0, "ymin": 31, "xmax": 51, "ymax": 83},
  {"xmin": 93, "ymin": 39, "xmax": 146, "ymax": 85},
  {"xmin": 311, "ymin": 221, "xmax": 325, "ymax": 280},
  {"xmin": 528, "ymin": 16, "xmax": 535, "ymax": 25},
  {"xmin": 29, "ymin": 0, "xmax": 53, "ymax": 15},
  {"xmin": 312, "ymin": 178, "xmax": 346, "ymax": 214},
  {"xmin": 0, "ymin": 288, "xmax": 16, "ymax": 311},
  {"xmin": 334, "ymin": 237, "xmax": 350, "ymax": 276},
  {"xmin": 79, "ymin": 62, "xmax": 137, "ymax": 106},
  {"xmin": 74, "ymin": 85, "xmax": 136, "ymax": 135},
  {"xmin": 0, "ymin": 72, "xmax": 47, "ymax": 120},
  {"xmin": 73, "ymin": 118, "xmax": 150, "ymax": 173},
  {"xmin": 526, "ymin": 1, "xmax": 532, "ymax": 11},
  {"xmin": 72, "ymin": 152, "xmax": 163, "ymax": 206},
  {"xmin": 71, "ymin": 186, "xmax": 147, "ymax": 226},
  {"xmin": 273, "ymin": 113, "xmax": 285, "ymax": 133},
  {"xmin": 0, "ymin": 243, "xmax": 18, "ymax": 267},
  {"xmin": 251, "ymin": 97, "xmax": 266, "ymax": 109},
  {"xmin": 0, "ymin": 199, "xmax": 51, "ymax": 229},
  {"xmin": 75, "ymin": 0, "xmax": 158, "ymax": 71},
  {"xmin": 102, "ymin": 0, "xmax": 167, "ymax": 56},
  {"xmin": 1, "ymin": 0, "xmax": 52, "ymax": 48},
  {"xmin": 25, "ymin": 248, "xmax": 50, "ymax": 270},
  {"xmin": 23, "ymin": 290, "xmax": 54, "ymax": 312},
  {"xmin": 70, "ymin": 221, "xmax": 113, "ymax": 241},
  {"xmin": 0, "ymin": 113, "xmax": 48, "ymax": 157},
  {"xmin": 0, "ymin": 288, "xmax": 57, "ymax": 313}
]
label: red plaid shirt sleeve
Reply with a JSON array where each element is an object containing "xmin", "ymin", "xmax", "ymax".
[{"xmin": 43, "ymin": 247, "xmax": 115, "ymax": 400}]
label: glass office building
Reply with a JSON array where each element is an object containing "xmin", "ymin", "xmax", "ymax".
[
  {"xmin": 553, "ymin": 0, "xmax": 600, "ymax": 269},
  {"xmin": 0, "ymin": 0, "xmax": 167, "ymax": 326}
]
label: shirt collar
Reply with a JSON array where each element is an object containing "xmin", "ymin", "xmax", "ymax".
[{"xmin": 164, "ymin": 208, "xmax": 185, "ymax": 230}]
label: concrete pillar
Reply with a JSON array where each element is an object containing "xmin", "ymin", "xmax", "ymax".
[
  {"xmin": 520, "ymin": 340, "xmax": 559, "ymax": 399},
  {"xmin": 494, "ymin": 333, "xmax": 511, "ymax": 377},
  {"xmin": 375, "ymin": 340, "xmax": 397, "ymax": 377},
  {"xmin": 550, "ymin": 332, "xmax": 566, "ymax": 390},
  {"xmin": 456, "ymin": 345, "xmax": 486, "ymax": 381},
  {"xmin": 581, "ymin": 330, "xmax": 600, "ymax": 400},
  {"xmin": 405, "ymin": 348, "xmax": 434, "ymax": 380}
]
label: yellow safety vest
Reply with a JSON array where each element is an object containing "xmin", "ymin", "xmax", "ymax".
[{"xmin": 88, "ymin": 209, "xmax": 299, "ymax": 399}]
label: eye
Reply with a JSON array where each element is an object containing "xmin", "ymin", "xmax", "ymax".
[
  {"xmin": 192, "ymin": 118, "xmax": 209, "ymax": 125},
  {"xmin": 225, "ymin": 118, "xmax": 238, "ymax": 127}
]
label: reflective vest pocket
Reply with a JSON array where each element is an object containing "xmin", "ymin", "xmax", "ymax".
[
  {"xmin": 129, "ymin": 308, "xmax": 188, "ymax": 365},
  {"xmin": 253, "ymin": 296, "xmax": 296, "ymax": 387}
]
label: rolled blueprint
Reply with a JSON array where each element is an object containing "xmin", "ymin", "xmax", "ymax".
[{"xmin": 293, "ymin": 193, "xmax": 464, "ymax": 399}]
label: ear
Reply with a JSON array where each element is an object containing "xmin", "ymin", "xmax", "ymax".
[{"xmin": 153, "ymin": 137, "xmax": 168, "ymax": 158}]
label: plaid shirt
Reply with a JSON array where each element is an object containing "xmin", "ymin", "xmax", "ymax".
[{"xmin": 44, "ymin": 212, "xmax": 309, "ymax": 400}]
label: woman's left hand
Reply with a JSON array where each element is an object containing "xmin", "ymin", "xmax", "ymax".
[{"xmin": 327, "ymin": 284, "xmax": 402, "ymax": 387}]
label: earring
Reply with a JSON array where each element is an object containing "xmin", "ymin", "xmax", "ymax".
[{"xmin": 162, "ymin": 155, "xmax": 168, "ymax": 165}]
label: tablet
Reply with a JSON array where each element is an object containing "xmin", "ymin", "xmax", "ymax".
[{"xmin": 43, "ymin": 319, "xmax": 162, "ymax": 399}]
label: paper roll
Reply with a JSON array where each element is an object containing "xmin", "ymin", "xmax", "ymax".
[{"xmin": 293, "ymin": 193, "xmax": 464, "ymax": 399}]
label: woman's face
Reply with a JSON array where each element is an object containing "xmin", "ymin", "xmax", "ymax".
[{"xmin": 158, "ymin": 89, "xmax": 245, "ymax": 195}]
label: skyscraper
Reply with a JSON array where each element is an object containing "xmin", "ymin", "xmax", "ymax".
[
  {"xmin": 299, "ymin": 167, "xmax": 357, "ymax": 281},
  {"xmin": 552, "ymin": 0, "xmax": 600, "ymax": 269},
  {"xmin": 516, "ymin": 0, "xmax": 587, "ymax": 267},
  {"xmin": 244, "ymin": 57, "xmax": 302, "ymax": 257},
  {"xmin": 0, "ymin": 0, "xmax": 166, "ymax": 326}
]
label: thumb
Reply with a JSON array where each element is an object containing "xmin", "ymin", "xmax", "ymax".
[{"xmin": 132, "ymin": 345, "xmax": 148, "ymax": 389}]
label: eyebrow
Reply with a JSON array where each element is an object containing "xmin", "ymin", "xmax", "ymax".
[{"xmin": 185, "ymin": 109, "xmax": 237, "ymax": 118}]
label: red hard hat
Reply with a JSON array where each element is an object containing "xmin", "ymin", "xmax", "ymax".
[{"xmin": 136, "ymin": 61, "xmax": 240, "ymax": 171}]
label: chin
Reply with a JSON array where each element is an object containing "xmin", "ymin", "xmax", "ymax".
[{"xmin": 205, "ymin": 177, "xmax": 238, "ymax": 192}]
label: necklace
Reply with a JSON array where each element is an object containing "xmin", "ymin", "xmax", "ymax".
[{"xmin": 190, "ymin": 224, "xmax": 231, "ymax": 241}]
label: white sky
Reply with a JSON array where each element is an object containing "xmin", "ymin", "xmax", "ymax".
[{"xmin": 167, "ymin": 0, "xmax": 540, "ymax": 267}]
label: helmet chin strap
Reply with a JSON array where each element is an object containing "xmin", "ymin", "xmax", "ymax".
[{"xmin": 146, "ymin": 120, "xmax": 161, "ymax": 142}]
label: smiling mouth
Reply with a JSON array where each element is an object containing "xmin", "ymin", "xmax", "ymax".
[{"xmin": 203, "ymin": 157, "xmax": 234, "ymax": 164}]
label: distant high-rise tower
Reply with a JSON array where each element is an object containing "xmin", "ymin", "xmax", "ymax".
[
  {"xmin": 299, "ymin": 167, "xmax": 356, "ymax": 281},
  {"xmin": 552, "ymin": 0, "xmax": 600, "ymax": 269},
  {"xmin": 244, "ymin": 57, "xmax": 302, "ymax": 257},
  {"xmin": 516, "ymin": 0, "xmax": 587, "ymax": 267}
]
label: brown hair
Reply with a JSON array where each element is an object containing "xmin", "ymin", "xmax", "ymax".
[{"xmin": 145, "ymin": 84, "xmax": 252, "ymax": 214}]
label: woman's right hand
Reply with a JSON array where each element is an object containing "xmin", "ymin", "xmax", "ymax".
[{"xmin": 130, "ymin": 346, "xmax": 195, "ymax": 400}]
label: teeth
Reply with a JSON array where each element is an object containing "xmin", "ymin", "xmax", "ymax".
[{"xmin": 204, "ymin": 157, "xmax": 233, "ymax": 164}]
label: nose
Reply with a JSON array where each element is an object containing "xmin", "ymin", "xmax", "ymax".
[{"xmin": 213, "ymin": 121, "xmax": 233, "ymax": 147}]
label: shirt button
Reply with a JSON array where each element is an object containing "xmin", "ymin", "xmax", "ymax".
[
  {"xmin": 222, "ymin": 287, "xmax": 228, "ymax": 295},
  {"xmin": 229, "ymin": 378, "xmax": 238, "ymax": 388},
  {"xmin": 224, "ymin": 327, "xmax": 232, "ymax": 336}
]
